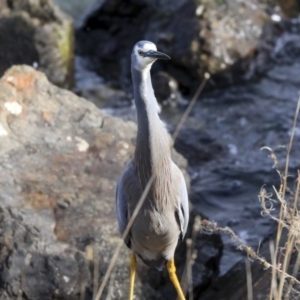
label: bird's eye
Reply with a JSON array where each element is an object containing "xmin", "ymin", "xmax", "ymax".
[{"xmin": 138, "ymin": 50, "xmax": 144, "ymax": 56}]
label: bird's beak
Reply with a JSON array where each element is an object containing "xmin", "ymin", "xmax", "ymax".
[{"xmin": 145, "ymin": 50, "xmax": 171, "ymax": 60}]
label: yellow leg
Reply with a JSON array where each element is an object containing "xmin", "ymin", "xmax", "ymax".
[
  {"xmin": 129, "ymin": 252, "xmax": 137, "ymax": 300},
  {"xmin": 167, "ymin": 259, "xmax": 186, "ymax": 300}
]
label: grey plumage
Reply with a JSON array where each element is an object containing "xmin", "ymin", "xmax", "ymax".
[{"xmin": 116, "ymin": 41, "xmax": 189, "ymax": 270}]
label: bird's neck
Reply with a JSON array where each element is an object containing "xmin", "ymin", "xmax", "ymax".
[{"xmin": 132, "ymin": 67, "xmax": 172, "ymax": 189}]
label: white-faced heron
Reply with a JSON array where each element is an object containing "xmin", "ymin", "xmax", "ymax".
[{"xmin": 116, "ymin": 41, "xmax": 189, "ymax": 300}]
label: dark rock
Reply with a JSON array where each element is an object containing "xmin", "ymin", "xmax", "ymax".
[
  {"xmin": 200, "ymin": 230, "xmax": 300, "ymax": 300},
  {"xmin": 0, "ymin": 14, "xmax": 39, "ymax": 76},
  {"xmin": 0, "ymin": 65, "xmax": 222, "ymax": 299},
  {"xmin": 199, "ymin": 241, "xmax": 272, "ymax": 300},
  {"xmin": 75, "ymin": 0, "xmax": 277, "ymax": 95},
  {"xmin": 277, "ymin": 0, "xmax": 300, "ymax": 18},
  {"xmin": 0, "ymin": 0, "xmax": 74, "ymax": 88},
  {"xmin": 176, "ymin": 211, "xmax": 223, "ymax": 300}
]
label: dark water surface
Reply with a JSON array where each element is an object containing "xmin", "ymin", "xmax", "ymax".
[
  {"xmin": 163, "ymin": 55, "xmax": 300, "ymax": 274},
  {"xmin": 76, "ymin": 20, "xmax": 300, "ymax": 275}
]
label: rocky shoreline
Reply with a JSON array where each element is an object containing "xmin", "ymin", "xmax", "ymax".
[{"xmin": 0, "ymin": 0, "xmax": 300, "ymax": 299}]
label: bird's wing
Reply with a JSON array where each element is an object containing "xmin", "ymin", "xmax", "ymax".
[
  {"xmin": 116, "ymin": 161, "xmax": 138, "ymax": 247},
  {"xmin": 179, "ymin": 172, "xmax": 189, "ymax": 239},
  {"xmin": 172, "ymin": 163, "xmax": 189, "ymax": 240}
]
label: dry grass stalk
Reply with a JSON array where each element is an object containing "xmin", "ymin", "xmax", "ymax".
[
  {"xmin": 261, "ymin": 96, "xmax": 300, "ymax": 300},
  {"xmin": 269, "ymin": 241, "xmax": 278, "ymax": 300},
  {"xmin": 181, "ymin": 215, "xmax": 202, "ymax": 298},
  {"xmin": 245, "ymin": 258, "xmax": 253, "ymax": 300}
]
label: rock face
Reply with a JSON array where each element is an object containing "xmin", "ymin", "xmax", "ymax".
[
  {"xmin": 0, "ymin": 206, "xmax": 92, "ymax": 300},
  {"xmin": 0, "ymin": 0, "xmax": 74, "ymax": 88},
  {"xmin": 0, "ymin": 65, "xmax": 222, "ymax": 299},
  {"xmin": 277, "ymin": 0, "xmax": 300, "ymax": 18},
  {"xmin": 76, "ymin": 0, "xmax": 277, "ymax": 95}
]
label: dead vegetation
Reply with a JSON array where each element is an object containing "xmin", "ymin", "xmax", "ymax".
[{"xmin": 201, "ymin": 96, "xmax": 300, "ymax": 300}]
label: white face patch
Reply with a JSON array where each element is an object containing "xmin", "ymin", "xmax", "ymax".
[
  {"xmin": 139, "ymin": 42, "xmax": 157, "ymax": 52},
  {"xmin": 133, "ymin": 42, "xmax": 158, "ymax": 70}
]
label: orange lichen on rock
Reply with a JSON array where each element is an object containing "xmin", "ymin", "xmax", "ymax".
[
  {"xmin": 25, "ymin": 192, "xmax": 55, "ymax": 210},
  {"xmin": 4, "ymin": 68, "xmax": 37, "ymax": 92},
  {"xmin": 43, "ymin": 112, "xmax": 52, "ymax": 122}
]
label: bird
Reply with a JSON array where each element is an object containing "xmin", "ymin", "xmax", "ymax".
[{"xmin": 116, "ymin": 41, "xmax": 189, "ymax": 300}]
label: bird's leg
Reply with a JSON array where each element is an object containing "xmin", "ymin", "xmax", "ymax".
[
  {"xmin": 129, "ymin": 252, "xmax": 137, "ymax": 300},
  {"xmin": 167, "ymin": 259, "xmax": 186, "ymax": 300}
]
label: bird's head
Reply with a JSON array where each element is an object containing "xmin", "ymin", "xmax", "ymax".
[{"xmin": 132, "ymin": 41, "xmax": 171, "ymax": 71}]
